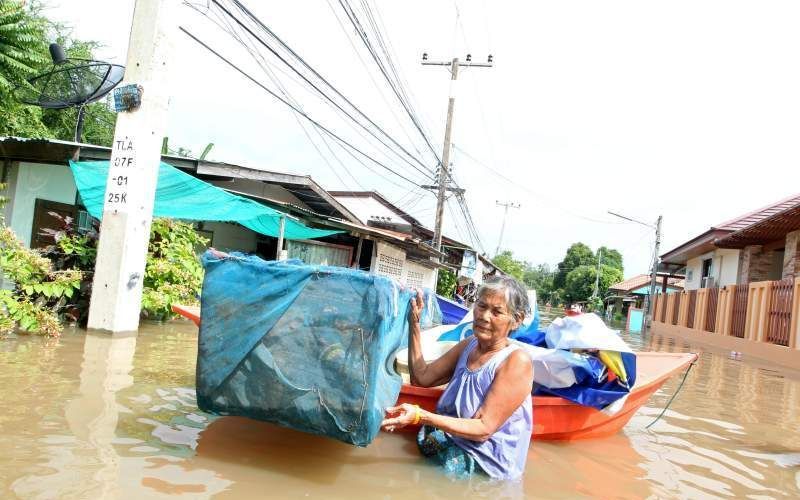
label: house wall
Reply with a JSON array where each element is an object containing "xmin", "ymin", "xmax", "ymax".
[
  {"xmin": 7, "ymin": 162, "xmax": 77, "ymax": 247},
  {"xmin": 200, "ymin": 222, "xmax": 257, "ymax": 253},
  {"xmin": 685, "ymin": 249, "xmax": 740, "ymax": 290}
]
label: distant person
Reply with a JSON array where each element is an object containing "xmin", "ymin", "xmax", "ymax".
[{"xmin": 381, "ymin": 276, "xmax": 533, "ymax": 480}]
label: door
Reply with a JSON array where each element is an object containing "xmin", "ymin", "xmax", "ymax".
[{"xmin": 30, "ymin": 198, "xmax": 76, "ymax": 248}]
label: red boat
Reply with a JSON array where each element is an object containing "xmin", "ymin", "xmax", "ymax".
[{"xmin": 173, "ymin": 304, "xmax": 696, "ymax": 441}]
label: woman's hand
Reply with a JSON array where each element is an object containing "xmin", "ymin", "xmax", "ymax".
[
  {"xmin": 409, "ymin": 289, "xmax": 424, "ymax": 325},
  {"xmin": 381, "ymin": 403, "xmax": 420, "ymax": 432}
]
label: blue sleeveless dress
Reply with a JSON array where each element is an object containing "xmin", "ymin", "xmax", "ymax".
[{"xmin": 417, "ymin": 337, "xmax": 533, "ymax": 480}]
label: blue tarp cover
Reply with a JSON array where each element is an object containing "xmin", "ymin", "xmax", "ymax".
[
  {"xmin": 69, "ymin": 160, "xmax": 341, "ymax": 240},
  {"xmin": 196, "ymin": 252, "xmax": 418, "ymax": 446}
]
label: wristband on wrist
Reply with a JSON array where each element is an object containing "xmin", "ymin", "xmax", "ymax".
[{"xmin": 412, "ymin": 404, "xmax": 422, "ymax": 425}]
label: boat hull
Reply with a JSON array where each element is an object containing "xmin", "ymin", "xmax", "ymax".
[{"xmin": 396, "ymin": 351, "xmax": 697, "ymax": 441}]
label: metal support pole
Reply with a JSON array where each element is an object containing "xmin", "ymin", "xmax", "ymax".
[{"xmin": 87, "ymin": 0, "xmax": 176, "ymax": 332}]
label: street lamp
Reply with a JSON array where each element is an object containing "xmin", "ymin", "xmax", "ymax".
[{"xmin": 608, "ymin": 211, "xmax": 663, "ymax": 327}]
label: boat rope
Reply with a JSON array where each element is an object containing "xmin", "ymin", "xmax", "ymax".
[{"xmin": 645, "ymin": 361, "xmax": 696, "ymax": 430}]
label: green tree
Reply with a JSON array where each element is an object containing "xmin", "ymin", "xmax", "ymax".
[
  {"xmin": 0, "ymin": 1, "xmax": 47, "ymax": 94},
  {"xmin": 0, "ymin": 1, "xmax": 50, "ymax": 138},
  {"xmin": 598, "ymin": 246, "xmax": 623, "ymax": 273},
  {"xmin": 492, "ymin": 250, "xmax": 526, "ymax": 282},
  {"xmin": 436, "ymin": 268, "xmax": 456, "ymax": 297},
  {"xmin": 553, "ymin": 243, "xmax": 596, "ymax": 290},
  {"xmin": 523, "ymin": 263, "xmax": 554, "ymax": 302},
  {"xmin": 563, "ymin": 264, "xmax": 623, "ymax": 306}
]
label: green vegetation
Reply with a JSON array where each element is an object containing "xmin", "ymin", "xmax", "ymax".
[
  {"xmin": 488, "ymin": 243, "xmax": 624, "ymax": 311},
  {"xmin": 435, "ymin": 268, "xmax": 456, "ymax": 297},
  {"xmin": 0, "ymin": 201, "xmax": 208, "ymax": 335},
  {"xmin": 141, "ymin": 219, "xmax": 207, "ymax": 321}
]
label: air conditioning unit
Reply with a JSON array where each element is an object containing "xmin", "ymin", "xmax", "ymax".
[{"xmin": 701, "ymin": 277, "xmax": 715, "ymax": 289}]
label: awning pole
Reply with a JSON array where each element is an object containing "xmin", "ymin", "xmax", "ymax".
[
  {"xmin": 352, "ymin": 236, "xmax": 364, "ymax": 269},
  {"xmin": 276, "ymin": 215, "xmax": 286, "ymax": 260}
]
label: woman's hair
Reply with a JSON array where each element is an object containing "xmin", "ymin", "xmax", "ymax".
[{"xmin": 476, "ymin": 275, "xmax": 531, "ymax": 324}]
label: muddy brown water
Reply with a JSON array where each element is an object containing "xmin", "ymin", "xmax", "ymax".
[{"xmin": 1, "ymin": 314, "xmax": 799, "ymax": 499}]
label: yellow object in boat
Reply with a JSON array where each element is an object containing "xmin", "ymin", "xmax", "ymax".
[{"xmin": 598, "ymin": 350, "xmax": 628, "ymax": 385}]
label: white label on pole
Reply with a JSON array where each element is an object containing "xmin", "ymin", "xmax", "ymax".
[{"xmin": 104, "ymin": 136, "xmax": 135, "ymax": 213}]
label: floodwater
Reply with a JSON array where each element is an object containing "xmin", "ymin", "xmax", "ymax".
[{"xmin": 1, "ymin": 315, "xmax": 799, "ymax": 499}]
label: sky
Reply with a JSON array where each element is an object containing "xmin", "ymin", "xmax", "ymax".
[{"xmin": 43, "ymin": 0, "xmax": 800, "ymax": 278}]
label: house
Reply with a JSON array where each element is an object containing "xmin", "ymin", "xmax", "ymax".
[
  {"xmin": 0, "ymin": 137, "xmax": 445, "ymax": 289},
  {"xmin": 651, "ymin": 193, "xmax": 800, "ymax": 370},
  {"xmin": 329, "ymin": 190, "xmax": 502, "ymax": 288},
  {"xmin": 607, "ymin": 274, "xmax": 683, "ymax": 315},
  {"xmin": 659, "ymin": 193, "xmax": 800, "ymax": 290}
]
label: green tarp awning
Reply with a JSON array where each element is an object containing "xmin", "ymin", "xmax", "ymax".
[{"xmin": 69, "ymin": 160, "xmax": 341, "ymax": 240}]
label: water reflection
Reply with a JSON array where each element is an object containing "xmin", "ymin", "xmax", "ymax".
[{"xmin": 0, "ymin": 318, "xmax": 799, "ymax": 499}]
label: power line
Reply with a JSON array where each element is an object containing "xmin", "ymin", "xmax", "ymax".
[
  {"xmin": 180, "ymin": 26, "xmax": 424, "ymax": 189},
  {"xmin": 216, "ymin": 0, "xmax": 436, "ymax": 181}
]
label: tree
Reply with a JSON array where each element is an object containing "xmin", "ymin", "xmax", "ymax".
[
  {"xmin": 436, "ymin": 268, "xmax": 456, "ymax": 297},
  {"xmin": 553, "ymin": 243, "xmax": 596, "ymax": 290},
  {"xmin": 598, "ymin": 246, "xmax": 623, "ymax": 273},
  {"xmin": 563, "ymin": 264, "xmax": 623, "ymax": 306},
  {"xmin": 492, "ymin": 250, "xmax": 526, "ymax": 282},
  {"xmin": 523, "ymin": 263, "xmax": 554, "ymax": 302},
  {"xmin": 0, "ymin": 1, "xmax": 47, "ymax": 95}
]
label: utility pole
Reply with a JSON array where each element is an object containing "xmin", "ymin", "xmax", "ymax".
[
  {"xmin": 607, "ymin": 211, "xmax": 663, "ymax": 326},
  {"xmin": 592, "ymin": 247, "xmax": 603, "ymax": 299},
  {"xmin": 647, "ymin": 216, "xmax": 663, "ymax": 322},
  {"xmin": 494, "ymin": 200, "xmax": 520, "ymax": 256},
  {"xmin": 87, "ymin": 0, "xmax": 177, "ymax": 332},
  {"xmin": 422, "ymin": 53, "xmax": 493, "ymax": 258}
]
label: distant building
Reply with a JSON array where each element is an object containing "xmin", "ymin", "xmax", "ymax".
[{"xmin": 607, "ymin": 274, "xmax": 683, "ymax": 315}]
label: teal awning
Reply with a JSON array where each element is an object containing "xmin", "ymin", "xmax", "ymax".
[{"xmin": 69, "ymin": 160, "xmax": 341, "ymax": 240}]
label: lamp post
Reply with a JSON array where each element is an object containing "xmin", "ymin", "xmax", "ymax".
[{"xmin": 608, "ymin": 211, "xmax": 662, "ymax": 326}]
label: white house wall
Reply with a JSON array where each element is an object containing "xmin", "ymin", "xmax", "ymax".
[
  {"xmin": 7, "ymin": 162, "xmax": 77, "ymax": 247},
  {"xmin": 202, "ymin": 221, "xmax": 257, "ymax": 253},
  {"xmin": 685, "ymin": 249, "xmax": 740, "ymax": 290}
]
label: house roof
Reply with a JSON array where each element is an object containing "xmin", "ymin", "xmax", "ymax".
[
  {"xmin": 0, "ymin": 136, "xmax": 359, "ymax": 223},
  {"xmin": 660, "ymin": 193, "xmax": 800, "ymax": 263},
  {"xmin": 609, "ymin": 274, "xmax": 683, "ymax": 293},
  {"xmin": 329, "ymin": 190, "xmax": 472, "ymax": 249},
  {"xmin": 715, "ymin": 202, "xmax": 800, "ymax": 249}
]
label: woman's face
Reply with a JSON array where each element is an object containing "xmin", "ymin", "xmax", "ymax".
[{"xmin": 472, "ymin": 290, "xmax": 518, "ymax": 342}]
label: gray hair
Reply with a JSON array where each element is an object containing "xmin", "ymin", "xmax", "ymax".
[{"xmin": 476, "ymin": 275, "xmax": 531, "ymax": 323}]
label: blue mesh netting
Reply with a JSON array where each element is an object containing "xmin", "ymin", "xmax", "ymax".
[{"xmin": 196, "ymin": 252, "xmax": 440, "ymax": 446}]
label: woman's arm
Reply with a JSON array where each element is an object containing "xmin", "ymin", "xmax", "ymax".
[
  {"xmin": 406, "ymin": 291, "xmax": 468, "ymax": 388},
  {"xmin": 384, "ymin": 349, "xmax": 533, "ymax": 441}
]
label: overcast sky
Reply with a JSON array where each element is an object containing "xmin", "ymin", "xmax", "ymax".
[{"xmin": 44, "ymin": 0, "xmax": 800, "ymax": 278}]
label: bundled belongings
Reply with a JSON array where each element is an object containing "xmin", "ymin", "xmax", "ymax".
[
  {"xmin": 196, "ymin": 251, "xmax": 440, "ymax": 446},
  {"xmin": 433, "ymin": 311, "xmax": 635, "ymax": 411}
]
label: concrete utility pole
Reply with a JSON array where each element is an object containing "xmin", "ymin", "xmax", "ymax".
[
  {"xmin": 647, "ymin": 215, "xmax": 663, "ymax": 321},
  {"xmin": 607, "ymin": 211, "xmax": 663, "ymax": 325},
  {"xmin": 494, "ymin": 200, "xmax": 520, "ymax": 256},
  {"xmin": 592, "ymin": 247, "xmax": 603, "ymax": 299},
  {"xmin": 87, "ymin": 0, "xmax": 177, "ymax": 332},
  {"xmin": 421, "ymin": 54, "xmax": 493, "ymax": 257}
]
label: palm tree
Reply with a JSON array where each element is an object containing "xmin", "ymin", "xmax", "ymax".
[{"xmin": 0, "ymin": 1, "xmax": 47, "ymax": 94}]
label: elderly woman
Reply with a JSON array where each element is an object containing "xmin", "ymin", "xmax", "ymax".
[{"xmin": 381, "ymin": 276, "xmax": 534, "ymax": 480}]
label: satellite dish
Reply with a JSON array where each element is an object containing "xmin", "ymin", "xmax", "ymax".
[{"xmin": 16, "ymin": 43, "xmax": 125, "ymax": 142}]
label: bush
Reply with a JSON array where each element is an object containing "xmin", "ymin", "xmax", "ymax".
[{"xmin": 436, "ymin": 268, "xmax": 456, "ymax": 297}]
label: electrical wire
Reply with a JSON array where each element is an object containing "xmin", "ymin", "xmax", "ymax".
[{"xmin": 179, "ymin": 26, "xmax": 424, "ymax": 189}]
